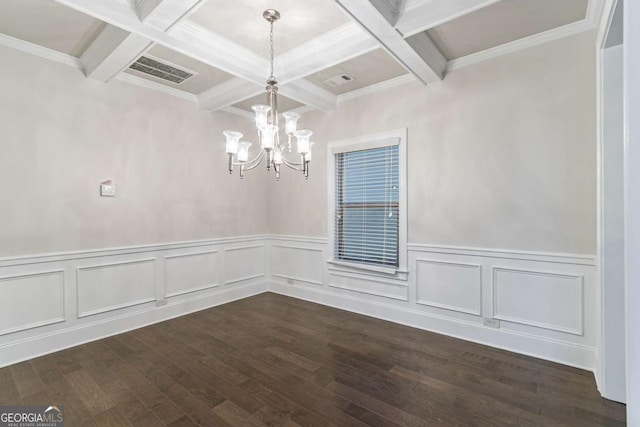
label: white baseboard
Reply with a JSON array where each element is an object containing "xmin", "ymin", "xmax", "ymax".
[{"xmin": 269, "ymin": 281, "xmax": 597, "ymax": 372}]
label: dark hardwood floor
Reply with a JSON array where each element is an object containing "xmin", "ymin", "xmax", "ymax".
[{"xmin": 0, "ymin": 293, "xmax": 626, "ymax": 426}]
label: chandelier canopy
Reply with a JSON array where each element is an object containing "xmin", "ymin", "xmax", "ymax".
[{"xmin": 223, "ymin": 9, "xmax": 314, "ymax": 180}]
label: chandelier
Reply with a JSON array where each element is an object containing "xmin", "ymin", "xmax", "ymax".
[{"xmin": 223, "ymin": 9, "xmax": 314, "ymax": 180}]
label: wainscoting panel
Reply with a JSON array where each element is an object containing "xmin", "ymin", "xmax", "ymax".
[
  {"xmin": 0, "ymin": 234, "xmax": 598, "ymax": 383},
  {"xmin": 269, "ymin": 237, "xmax": 597, "ymax": 373},
  {"xmin": 164, "ymin": 250, "xmax": 220, "ymax": 298},
  {"xmin": 329, "ymin": 271, "xmax": 409, "ymax": 301},
  {"xmin": 76, "ymin": 258, "xmax": 157, "ymax": 318},
  {"xmin": 0, "ymin": 235, "xmax": 269, "ymax": 368},
  {"xmin": 416, "ymin": 259, "xmax": 482, "ymax": 315},
  {"xmin": 224, "ymin": 245, "xmax": 265, "ymax": 285},
  {"xmin": 271, "ymin": 245, "xmax": 324, "ymax": 286},
  {"xmin": 0, "ymin": 270, "xmax": 65, "ymax": 335},
  {"xmin": 492, "ymin": 267, "xmax": 584, "ymax": 335}
]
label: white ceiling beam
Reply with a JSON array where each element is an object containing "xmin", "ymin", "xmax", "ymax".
[
  {"xmin": 54, "ymin": 0, "xmax": 268, "ymax": 85},
  {"xmin": 198, "ymin": 76, "xmax": 339, "ymax": 113},
  {"xmin": 199, "ymin": 22, "xmax": 375, "ymax": 112},
  {"xmin": 56, "ymin": 0, "xmax": 340, "ymax": 111},
  {"xmin": 368, "ymin": 0, "xmax": 403, "ymax": 25},
  {"xmin": 395, "ymin": 0, "xmax": 504, "ymax": 38},
  {"xmin": 135, "ymin": 0, "xmax": 205, "ymax": 31},
  {"xmin": 198, "ymin": 78, "xmax": 263, "ymax": 111},
  {"xmin": 174, "ymin": 22, "xmax": 340, "ymax": 111},
  {"xmin": 279, "ymin": 79, "xmax": 337, "ymax": 112},
  {"xmin": 169, "ymin": 21, "xmax": 268, "ymax": 84},
  {"xmin": 80, "ymin": 25, "xmax": 151, "ymax": 82},
  {"xmin": 77, "ymin": 0, "xmax": 207, "ymax": 83},
  {"xmin": 135, "ymin": 0, "xmax": 164, "ymax": 21},
  {"xmin": 275, "ymin": 22, "xmax": 378, "ymax": 84},
  {"xmin": 335, "ymin": 0, "xmax": 446, "ymax": 84}
]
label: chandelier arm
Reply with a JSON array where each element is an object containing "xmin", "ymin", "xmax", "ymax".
[
  {"xmin": 232, "ymin": 149, "xmax": 264, "ymax": 167},
  {"xmin": 281, "ymin": 156, "xmax": 305, "ymax": 170},
  {"xmin": 242, "ymin": 150, "xmax": 267, "ymax": 171}
]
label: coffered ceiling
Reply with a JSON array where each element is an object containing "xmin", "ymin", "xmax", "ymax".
[{"xmin": 0, "ymin": 0, "xmax": 598, "ymax": 116}]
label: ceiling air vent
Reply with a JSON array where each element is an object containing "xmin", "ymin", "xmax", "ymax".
[
  {"xmin": 129, "ymin": 56, "xmax": 194, "ymax": 84},
  {"xmin": 323, "ymin": 73, "xmax": 355, "ymax": 88}
]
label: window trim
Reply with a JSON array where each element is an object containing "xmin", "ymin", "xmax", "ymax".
[{"xmin": 327, "ymin": 128, "xmax": 408, "ymax": 279}]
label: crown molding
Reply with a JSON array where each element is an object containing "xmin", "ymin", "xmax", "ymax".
[
  {"xmin": 447, "ymin": 13, "xmax": 599, "ymax": 72},
  {"xmin": 0, "ymin": 33, "xmax": 82, "ymax": 69},
  {"xmin": 337, "ymin": 73, "xmax": 415, "ymax": 103},
  {"xmin": 596, "ymin": 0, "xmax": 620, "ymax": 48},
  {"xmin": 586, "ymin": 0, "xmax": 604, "ymax": 26}
]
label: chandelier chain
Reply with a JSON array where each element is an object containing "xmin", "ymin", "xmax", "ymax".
[{"xmin": 269, "ymin": 20, "xmax": 275, "ymax": 78}]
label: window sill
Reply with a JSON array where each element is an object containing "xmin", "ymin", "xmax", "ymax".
[{"xmin": 327, "ymin": 260, "xmax": 408, "ymax": 281}]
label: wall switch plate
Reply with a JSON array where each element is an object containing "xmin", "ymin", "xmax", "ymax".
[
  {"xmin": 483, "ymin": 317, "xmax": 500, "ymax": 328},
  {"xmin": 100, "ymin": 182, "xmax": 115, "ymax": 197}
]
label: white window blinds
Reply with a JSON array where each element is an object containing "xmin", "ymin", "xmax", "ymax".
[{"xmin": 334, "ymin": 145, "xmax": 399, "ymax": 267}]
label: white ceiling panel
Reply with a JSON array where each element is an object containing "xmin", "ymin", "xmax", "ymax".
[
  {"xmin": 306, "ymin": 49, "xmax": 408, "ymax": 95},
  {"xmin": 0, "ymin": 0, "xmax": 104, "ymax": 56},
  {"xmin": 189, "ymin": 0, "xmax": 351, "ymax": 57},
  {"xmin": 426, "ymin": 0, "xmax": 589, "ymax": 60}
]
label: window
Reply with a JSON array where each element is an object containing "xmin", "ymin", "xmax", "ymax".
[
  {"xmin": 335, "ymin": 146, "xmax": 399, "ymax": 266},
  {"xmin": 328, "ymin": 129, "xmax": 407, "ymax": 275}
]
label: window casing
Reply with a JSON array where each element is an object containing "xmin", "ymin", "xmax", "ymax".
[{"xmin": 328, "ymin": 129, "xmax": 407, "ymax": 277}]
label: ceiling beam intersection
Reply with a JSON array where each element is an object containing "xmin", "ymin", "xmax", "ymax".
[
  {"xmin": 395, "ymin": 0, "xmax": 504, "ymax": 38},
  {"xmin": 335, "ymin": 0, "xmax": 446, "ymax": 84},
  {"xmin": 78, "ymin": 0, "xmax": 207, "ymax": 83}
]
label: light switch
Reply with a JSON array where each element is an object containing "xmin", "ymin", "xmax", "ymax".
[{"xmin": 100, "ymin": 180, "xmax": 115, "ymax": 197}]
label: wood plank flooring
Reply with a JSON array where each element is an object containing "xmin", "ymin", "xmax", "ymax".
[{"xmin": 0, "ymin": 293, "xmax": 626, "ymax": 426}]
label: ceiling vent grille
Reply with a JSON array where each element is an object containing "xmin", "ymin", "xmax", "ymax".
[
  {"xmin": 129, "ymin": 56, "xmax": 194, "ymax": 84},
  {"xmin": 323, "ymin": 73, "xmax": 354, "ymax": 87}
]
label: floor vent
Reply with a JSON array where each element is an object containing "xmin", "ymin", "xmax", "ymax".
[
  {"xmin": 129, "ymin": 56, "xmax": 194, "ymax": 84},
  {"xmin": 323, "ymin": 73, "xmax": 355, "ymax": 87}
]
